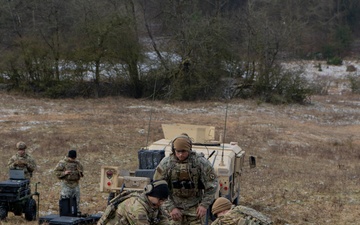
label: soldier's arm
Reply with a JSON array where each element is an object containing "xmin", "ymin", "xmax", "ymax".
[
  {"xmin": 153, "ymin": 158, "xmax": 177, "ymax": 212},
  {"xmin": 153, "ymin": 158, "xmax": 167, "ymax": 181},
  {"xmin": 157, "ymin": 209, "xmax": 170, "ymax": 225},
  {"xmin": 78, "ymin": 162, "xmax": 84, "ymax": 177},
  {"xmin": 26, "ymin": 155, "xmax": 36, "ymax": 172},
  {"xmin": 53, "ymin": 162, "xmax": 67, "ymax": 179},
  {"xmin": 7, "ymin": 156, "xmax": 17, "ymax": 169},
  {"xmin": 199, "ymin": 158, "xmax": 218, "ymax": 209}
]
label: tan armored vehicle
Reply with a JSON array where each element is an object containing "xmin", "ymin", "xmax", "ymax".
[{"xmin": 100, "ymin": 123, "xmax": 255, "ymax": 205}]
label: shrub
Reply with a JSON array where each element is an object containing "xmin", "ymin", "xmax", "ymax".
[
  {"xmin": 327, "ymin": 56, "xmax": 343, "ymax": 65},
  {"xmin": 347, "ymin": 74, "xmax": 360, "ymax": 94}
]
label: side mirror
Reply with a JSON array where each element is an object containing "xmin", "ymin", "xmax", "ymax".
[{"xmin": 249, "ymin": 156, "xmax": 256, "ymax": 168}]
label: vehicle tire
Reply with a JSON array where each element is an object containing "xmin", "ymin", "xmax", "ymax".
[
  {"xmin": 24, "ymin": 198, "xmax": 36, "ymax": 221},
  {"xmin": 0, "ymin": 206, "xmax": 8, "ymax": 220}
]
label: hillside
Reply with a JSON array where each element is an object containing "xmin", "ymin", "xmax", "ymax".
[{"xmin": 0, "ymin": 90, "xmax": 360, "ymax": 224}]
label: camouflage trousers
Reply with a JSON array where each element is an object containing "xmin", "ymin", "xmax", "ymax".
[
  {"xmin": 170, "ymin": 205, "xmax": 205, "ymax": 225},
  {"xmin": 60, "ymin": 182, "xmax": 81, "ymax": 211}
]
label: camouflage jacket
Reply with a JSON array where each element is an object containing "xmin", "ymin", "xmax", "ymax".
[
  {"xmin": 104, "ymin": 192, "xmax": 169, "ymax": 225},
  {"xmin": 153, "ymin": 151, "xmax": 218, "ymax": 212},
  {"xmin": 8, "ymin": 153, "xmax": 36, "ymax": 179},
  {"xmin": 54, "ymin": 156, "xmax": 84, "ymax": 188},
  {"xmin": 211, "ymin": 205, "xmax": 273, "ymax": 225}
]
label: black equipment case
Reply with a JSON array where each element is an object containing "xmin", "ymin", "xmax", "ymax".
[
  {"xmin": 48, "ymin": 216, "xmax": 85, "ymax": 225},
  {"xmin": 38, "ymin": 214, "xmax": 60, "ymax": 224},
  {"xmin": 0, "ymin": 189, "xmax": 31, "ymax": 202},
  {"xmin": 59, "ymin": 197, "xmax": 77, "ymax": 217},
  {"xmin": 0, "ymin": 179, "xmax": 30, "ymax": 193},
  {"xmin": 137, "ymin": 149, "xmax": 165, "ymax": 169},
  {"xmin": 0, "ymin": 179, "xmax": 31, "ymax": 202},
  {"xmin": 38, "ymin": 214, "xmax": 102, "ymax": 225}
]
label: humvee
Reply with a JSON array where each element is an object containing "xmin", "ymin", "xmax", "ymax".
[{"xmin": 100, "ymin": 123, "xmax": 255, "ymax": 214}]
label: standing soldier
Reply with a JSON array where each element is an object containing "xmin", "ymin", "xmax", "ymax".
[
  {"xmin": 54, "ymin": 149, "xmax": 84, "ymax": 214},
  {"xmin": 153, "ymin": 134, "xmax": 218, "ymax": 225},
  {"xmin": 211, "ymin": 197, "xmax": 273, "ymax": 225},
  {"xmin": 8, "ymin": 141, "xmax": 36, "ymax": 180}
]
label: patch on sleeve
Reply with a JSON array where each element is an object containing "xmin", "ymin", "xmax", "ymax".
[
  {"xmin": 209, "ymin": 172, "xmax": 216, "ymax": 180},
  {"xmin": 137, "ymin": 213, "xmax": 148, "ymax": 221},
  {"xmin": 156, "ymin": 167, "xmax": 163, "ymax": 174}
]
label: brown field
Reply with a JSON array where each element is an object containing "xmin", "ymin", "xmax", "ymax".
[{"xmin": 1, "ymin": 91, "xmax": 360, "ymax": 225}]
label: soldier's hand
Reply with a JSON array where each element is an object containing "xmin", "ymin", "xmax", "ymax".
[
  {"xmin": 15, "ymin": 160, "xmax": 26, "ymax": 166},
  {"xmin": 170, "ymin": 208, "xmax": 182, "ymax": 221},
  {"xmin": 196, "ymin": 205, "xmax": 207, "ymax": 218}
]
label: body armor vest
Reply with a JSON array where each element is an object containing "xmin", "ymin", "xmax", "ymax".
[
  {"xmin": 169, "ymin": 155, "xmax": 201, "ymax": 198},
  {"xmin": 65, "ymin": 161, "xmax": 81, "ymax": 181}
]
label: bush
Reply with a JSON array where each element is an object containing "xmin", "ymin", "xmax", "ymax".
[
  {"xmin": 327, "ymin": 56, "xmax": 343, "ymax": 65},
  {"xmin": 347, "ymin": 74, "xmax": 360, "ymax": 94}
]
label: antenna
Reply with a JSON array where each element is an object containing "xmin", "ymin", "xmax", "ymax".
[
  {"xmin": 220, "ymin": 103, "xmax": 228, "ymax": 166},
  {"xmin": 144, "ymin": 74, "xmax": 158, "ymax": 149},
  {"xmin": 219, "ymin": 53, "xmax": 235, "ymax": 166}
]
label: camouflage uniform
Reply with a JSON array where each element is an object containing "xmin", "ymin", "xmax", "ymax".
[
  {"xmin": 8, "ymin": 152, "xmax": 36, "ymax": 180},
  {"xmin": 153, "ymin": 151, "xmax": 218, "ymax": 225},
  {"xmin": 102, "ymin": 192, "xmax": 169, "ymax": 225},
  {"xmin": 211, "ymin": 205, "xmax": 273, "ymax": 225},
  {"xmin": 54, "ymin": 156, "xmax": 84, "ymax": 211}
]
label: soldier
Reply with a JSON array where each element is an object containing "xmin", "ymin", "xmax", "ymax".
[
  {"xmin": 54, "ymin": 149, "xmax": 84, "ymax": 213},
  {"xmin": 153, "ymin": 134, "xmax": 218, "ymax": 225},
  {"xmin": 98, "ymin": 180, "xmax": 170, "ymax": 225},
  {"xmin": 211, "ymin": 197, "xmax": 273, "ymax": 225},
  {"xmin": 8, "ymin": 141, "xmax": 36, "ymax": 180}
]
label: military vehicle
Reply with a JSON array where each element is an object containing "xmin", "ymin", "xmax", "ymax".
[
  {"xmin": 0, "ymin": 173, "xmax": 39, "ymax": 221},
  {"xmin": 100, "ymin": 123, "xmax": 255, "ymax": 205}
]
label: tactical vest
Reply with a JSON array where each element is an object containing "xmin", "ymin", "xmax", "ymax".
[
  {"xmin": 168, "ymin": 152, "xmax": 204, "ymax": 198},
  {"xmin": 65, "ymin": 161, "xmax": 81, "ymax": 181},
  {"xmin": 13, "ymin": 154, "xmax": 34, "ymax": 179}
]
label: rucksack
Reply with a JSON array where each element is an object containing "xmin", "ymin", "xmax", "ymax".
[
  {"xmin": 97, "ymin": 190, "xmax": 137, "ymax": 225},
  {"xmin": 230, "ymin": 205, "xmax": 273, "ymax": 225}
]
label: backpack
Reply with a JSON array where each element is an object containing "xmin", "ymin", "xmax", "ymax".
[
  {"xmin": 97, "ymin": 190, "xmax": 136, "ymax": 225},
  {"xmin": 229, "ymin": 205, "xmax": 273, "ymax": 225}
]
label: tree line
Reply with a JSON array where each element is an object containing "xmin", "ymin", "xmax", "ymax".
[{"xmin": 0, "ymin": 0, "xmax": 359, "ymax": 103}]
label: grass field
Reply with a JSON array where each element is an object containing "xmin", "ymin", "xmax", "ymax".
[{"xmin": 1, "ymin": 91, "xmax": 360, "ymax": 225}]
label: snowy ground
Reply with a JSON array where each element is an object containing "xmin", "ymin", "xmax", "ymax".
[{"xmin": 283, "ymin": 60, "xmax": 360, "ymax": 95}]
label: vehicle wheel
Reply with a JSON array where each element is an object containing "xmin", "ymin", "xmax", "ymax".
[
  {"xmin": 0, "ymin": 206, "xmax": 8, "ymax": 220},
  {"xmin": 24, "ymin": 198, "xmax": 36, "ymax": 221}
]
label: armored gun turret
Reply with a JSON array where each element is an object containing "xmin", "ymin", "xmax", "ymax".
[{"xmin": 100, "ymin": 123, "xmax": 255, "ymax": 206}]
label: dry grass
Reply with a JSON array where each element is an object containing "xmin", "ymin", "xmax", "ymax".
[{"xmin": 1, "ymin": 92, "xmax": 360, "ymax": 225}]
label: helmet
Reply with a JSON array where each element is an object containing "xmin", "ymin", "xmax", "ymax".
[{"xmin": 16, "ymin": 141, "xmax": 27, "ymax": 150}]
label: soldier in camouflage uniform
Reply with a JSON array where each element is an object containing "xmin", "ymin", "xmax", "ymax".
[
  {"xmin": 153, "ymin": 134, "xmax": 218, "ymax": 225},
  {"xmin": 98, "ymin": 180, "xmax": 170, "ymax": 225},
  {"xmin": 54, "ymin": 150, "xmax": 84, "ymax": 213},
  {"xmin": 8, "ymin": 141, "xmax": 36, "ymax": 180},
  {"xmin": 211, "ymin": 197, "xmax": 273, "ymax": 225}
]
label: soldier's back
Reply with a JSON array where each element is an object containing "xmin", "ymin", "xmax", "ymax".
[{"xmin": 212, "ymin": 205, "xmax": 272, "ymax": 225}]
